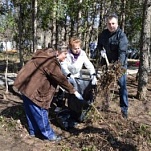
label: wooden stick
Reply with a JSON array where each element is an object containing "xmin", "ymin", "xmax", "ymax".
[{"xmin": 102, "ymin": 47, "xmax": 109, "ymax": 66}]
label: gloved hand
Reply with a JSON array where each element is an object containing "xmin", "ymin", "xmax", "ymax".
[
  {"xmin": 74, "ymin": 91, "xmax": 84, "ymax": 100},
  {"xmin": 91, "ymin": 74, "xmax": 97, "ymax": 85},
  {"xmin": 68, "ymin": 74, "xmax": 77, "ymax": 87},
  {"xmin": 100, "ymin": 49, "xmax": 106, "ymax": 58}
]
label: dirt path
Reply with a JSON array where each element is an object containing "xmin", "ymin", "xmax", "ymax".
[{"xmin": 0, "ymin": 72, "xmax": 151, "ymax": 151}]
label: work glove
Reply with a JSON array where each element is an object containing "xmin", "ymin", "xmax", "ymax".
[
  {"xmin": 100, "ymin": 49, "xmax": 106, "ymax": 58},
  {"xmin": 68, "ymin": 74, "xmax": 77, "ymax": 87},
  {"xmin": 91, "ymin": 74, "xmax": 97, "ymax": 85},
  {"xmin": 74, "ymin": 91, "xmax": 84, "ymax": 100}
]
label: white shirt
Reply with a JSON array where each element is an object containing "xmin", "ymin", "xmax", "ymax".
[{"xmin": 61, "ymin": 49, "xmax": 95, "ymax": 78}]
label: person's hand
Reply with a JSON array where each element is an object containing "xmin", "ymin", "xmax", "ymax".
[
  {"xmin": 91, "ymin": 74, "xmax": 97, "ymax": 85},
  {"xmin": 68, "ymin": 74, "xmax": 76, "ymax": 86},
  {"xmin": 100, "ymin": 49, "xmax": 106, "ymax": 58},
  {"xmin": 74, "ymin": 91, "xmax": 84, "ymax": 100}
]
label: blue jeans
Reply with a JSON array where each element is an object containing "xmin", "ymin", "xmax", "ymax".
[
  {"xmin": 22, "ymin": 95, "xmax": 55, "ymax": 140},
  {"xmin": 118, "ymin": 74, "xmax": 128, "ymax": 114}
]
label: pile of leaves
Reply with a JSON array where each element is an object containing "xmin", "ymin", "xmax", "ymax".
[{"xmin": 97, "ymin": 62, "xmax": 126, "ymax": 111}]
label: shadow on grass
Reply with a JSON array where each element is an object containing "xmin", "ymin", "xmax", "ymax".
[
  {"xmin": 67, "ymin": 126, "xmax": 137, "ymax": 151},
  {"xmin": 0, "ymin": 102, "xmax": 138, "ymax": 150},
  {"xmin": 49, "ymin": 107, "xmax": 137, "ymax": 150},
  {"xmin": 0, "ymin": 103, "xmax": 28, "ymax": 131}
]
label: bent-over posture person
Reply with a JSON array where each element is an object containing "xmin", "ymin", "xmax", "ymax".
[{"xmin": 13, "ymin": 43, "xmax": 83, "ymax": 141}]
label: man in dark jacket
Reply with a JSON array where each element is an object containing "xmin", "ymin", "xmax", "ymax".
[
  {"xmin": 97, "ymin": 13, "xmax": 129, "ymax": 118},
  {"xmin": 13, "ymin": 43, "xmax": 83, "ymax": 141}
]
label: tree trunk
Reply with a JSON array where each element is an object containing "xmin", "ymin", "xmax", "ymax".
[
  {"xmin": 120, "ymin": 0, "xmax": 126, "ymax": 31},
  {"xmin": 149, "ymin": 10, "xmax": 151, "ymax": 71},
  {"xmin": 18, "ymin": 4, "xmax": 24, "ymax": 67},
  {"xmin": 137, "ymin": 0, "xmax": 151, "ymax": 100},
  {"xmin": 51, "ymin": 0, "xmax": 57, "ymax": 47},
  {"xmin": 5, "ymin": 52, "xmax": 8, "ymax": 93},
  {"xmin": 77, "ymin": 0, "xmax": 82, "ymax": 37},
  {"xmin": 32, "ymin": 0, "xmax": 38, "ymax": 52}
]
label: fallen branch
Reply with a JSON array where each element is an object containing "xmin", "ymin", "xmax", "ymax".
[{"xmin": 88, "ymin": 103, "xmax": 118, "ymax": 136}]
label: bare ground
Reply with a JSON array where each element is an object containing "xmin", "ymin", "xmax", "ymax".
[{"xmin": 0, "ymin": 72, "xmax": 151, "ymax": 151}]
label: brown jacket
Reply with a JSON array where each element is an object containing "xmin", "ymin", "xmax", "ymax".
[{"xmin": 14, "ymin": 48, "xmax": 75, "ymax": 109}]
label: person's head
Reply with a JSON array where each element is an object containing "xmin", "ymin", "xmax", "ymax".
[
  {"xmin": 106, "ymin": 13, "xmax": 118, "ymax": 33},
  {"xmin": 48, "ymin": 42, "xmax": 51, "ymax": 48},
  {"xmin": 55, "ymin": 43, "xmax": 68, "ymax": 62},
  {"xmin": 69, "ymin": 37, "xmax": 81, "ymax": 54}
]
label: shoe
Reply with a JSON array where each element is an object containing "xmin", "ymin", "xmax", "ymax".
[
  {"xmin": 29, "ymin": 134, "xmax": 35, "ymax": 137},
  {"xmin": 49, "ymin": 135, "xmax": 62, "ymax": 142},
  {"xmin": 121, "ymin": 111, "xmax": 128, "ymax": 119},
  {"xmin": 29, "ymin": 132, "xmax": 35, "ymax": 137}
]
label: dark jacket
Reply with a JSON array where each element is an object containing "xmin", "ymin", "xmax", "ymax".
[
  {"xmin": 97, "ymin": 27, "xmax": 128, "ymax": 67},
  {"xmin": 14, "ymin": 48, "xmax": 75, "ymax": 109}
]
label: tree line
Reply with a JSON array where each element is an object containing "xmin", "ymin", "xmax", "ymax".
[{"xmin": 0, "ymin": 0, "xmax": 151, "ymax": 100}]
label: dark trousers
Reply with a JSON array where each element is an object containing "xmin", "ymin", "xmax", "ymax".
[
  {"xmin": 22, "ymin": 95, "xmax": 55, "ymax": 140},
  {"xmin": 118, "ymin": 74, "xmax": 128, "ymax": 113}
]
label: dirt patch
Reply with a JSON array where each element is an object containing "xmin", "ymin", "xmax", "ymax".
[{"xmin": 0, "ymin": 73, "xmax": 151, "ymax": 151}]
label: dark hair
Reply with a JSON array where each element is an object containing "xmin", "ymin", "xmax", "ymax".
[
  {"xmin": 55, "ymin": 42, "xmax": 68, "ymax": 52},
  {"xmin": 107, "ymin": 13, "xmax": 118, "ymax": 21}
]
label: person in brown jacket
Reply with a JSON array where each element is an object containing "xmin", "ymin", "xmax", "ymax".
[{"xmin": 13, "ymin": 43, "xmax": 83, "ymax": 141}]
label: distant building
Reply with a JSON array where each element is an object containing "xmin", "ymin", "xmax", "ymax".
[{"xmin": 0, "ymin": 41, "xmax": 17, "ymax": 52}]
